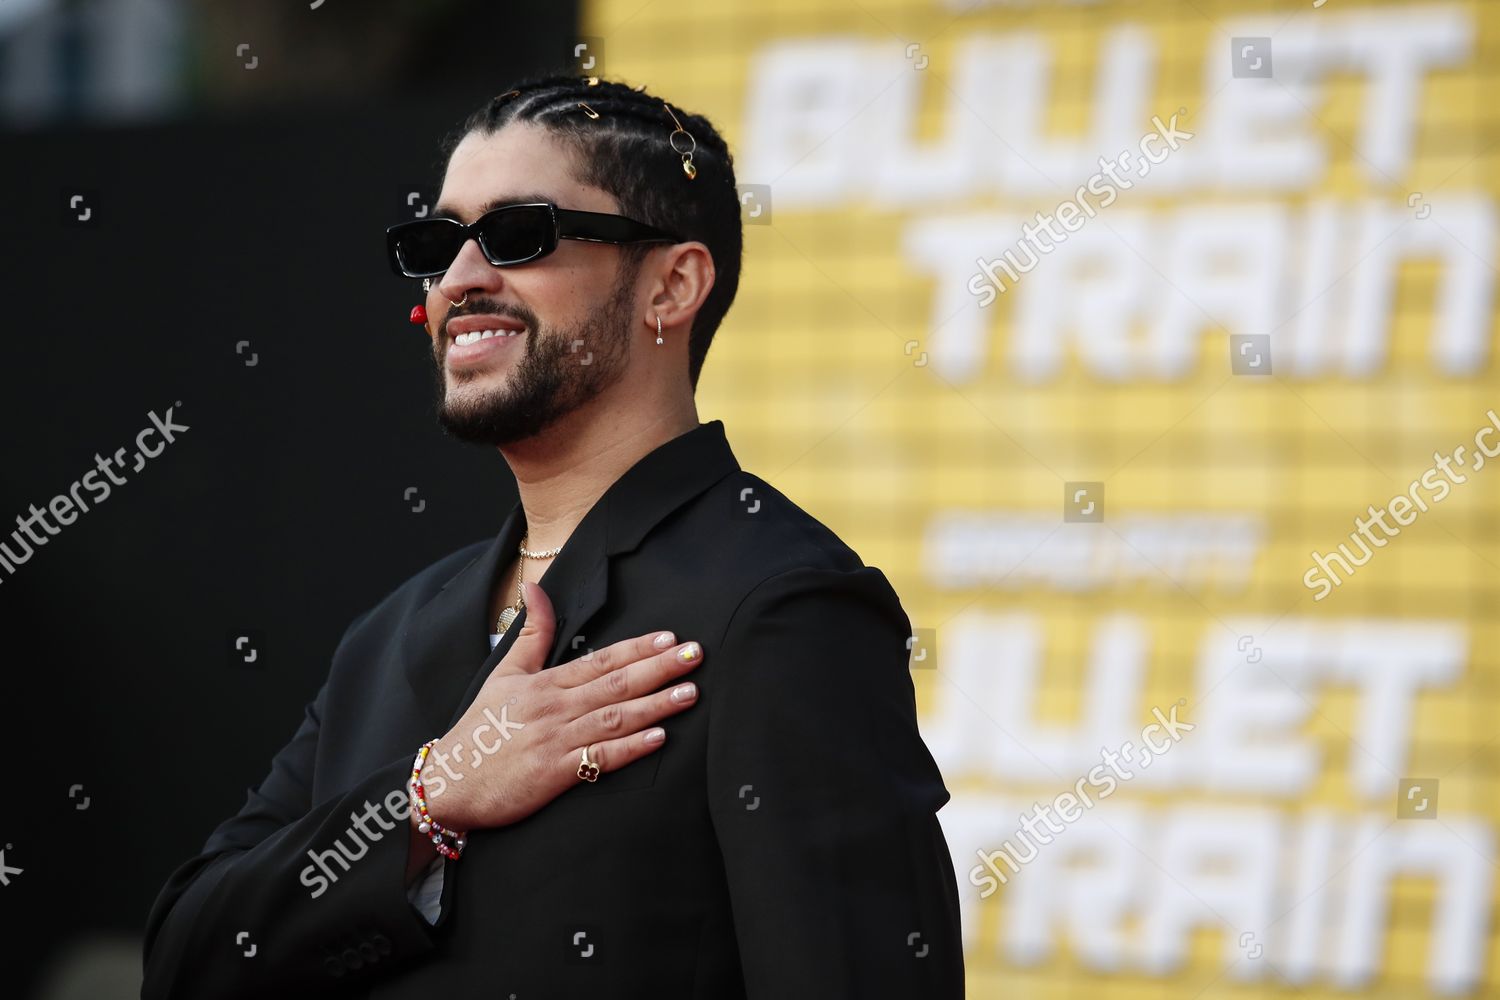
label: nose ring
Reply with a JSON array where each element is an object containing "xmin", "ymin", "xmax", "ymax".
[{"xmin": 421, "ymin": 279, "xmax": 467, "ymax": 308}]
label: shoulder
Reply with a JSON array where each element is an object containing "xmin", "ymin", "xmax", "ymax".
[
  {"xmin": 337, "ymin": 535, "xmax": 493, "ymax": 642},
  {"xmin": 694, "ymin": 469, "xmax": 867, "ymax": 571},
  {"xmin": 671, "ymin": 469, "xmax": 910, "ymax": 642}
]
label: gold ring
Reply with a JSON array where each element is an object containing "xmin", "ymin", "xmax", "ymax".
[
  {"xmin": 577, "ymin": 744, "xmax": 600, "ymax": 783},
  {"xmin": 449, "ymin": 291, "xmax": 467, "ymax": 308}
]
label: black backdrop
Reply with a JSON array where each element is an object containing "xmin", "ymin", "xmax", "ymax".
[{"xmin": 0, "ymin": 6, "xmax": 579, "ymax": 993}]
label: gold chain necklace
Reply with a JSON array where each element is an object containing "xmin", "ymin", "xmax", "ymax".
[{"xmin": 496, "ymin": 533, "xmax": 563, "ymax": 636}]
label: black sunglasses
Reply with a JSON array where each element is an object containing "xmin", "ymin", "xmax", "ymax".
[{"xmin": 386, "ymin": 202, "xmax": 681, "ymax": 278}]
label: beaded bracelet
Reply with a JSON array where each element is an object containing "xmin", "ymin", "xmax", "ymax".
[{"xmin": 409, "ymin": 739, "xmax": 468, "ymax": 861}]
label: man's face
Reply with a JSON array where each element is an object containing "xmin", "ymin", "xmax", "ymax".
[{"xmin": 425, "ymin": 123, "xmax": 642, "ymax": 447}]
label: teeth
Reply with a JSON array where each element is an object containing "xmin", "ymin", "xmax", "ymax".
[{"xmin": 454, "ymin": 328, "xmax": 521, "ymax": 346}]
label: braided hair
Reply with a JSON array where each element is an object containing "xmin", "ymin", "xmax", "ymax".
[{"xmin": 435, "ymin": 75, "xmax": 743, "ymax": 391}]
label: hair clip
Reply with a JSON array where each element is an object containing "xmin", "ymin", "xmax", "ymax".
[
  {"xmin": 578, "ymin": 101, "xmax": 600, "ymax": 119},
  {"xmin": 662, "ymin": 101, "xmax": 697, "ymax": 180},
  {"xmin": 585, "ymin": 76, "xmax": 600, "ymax": 87}
]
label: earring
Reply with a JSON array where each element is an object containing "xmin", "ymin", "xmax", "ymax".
[
  {"xmin": 414, "ymin": 280, "xmax": 431, "ymax": 332},
  {"xmin": 655, "ymin": 315, "xmax": 663, "ymax": 346}
]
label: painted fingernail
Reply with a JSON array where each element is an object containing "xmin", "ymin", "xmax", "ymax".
[
  {"xmin": 677, "ymin": 642, "xmax": 701, "ymax": 662},
  {"xmin": 670, "ymin": 682, "xmax": 697, "ymax": 703},
  {"xmin": 654, "ymin": 631, "xmax": 675, "ymax": 649},
  {"xmin": 644, "ymin": 728, "xmax": 666, "ymax": 745}
]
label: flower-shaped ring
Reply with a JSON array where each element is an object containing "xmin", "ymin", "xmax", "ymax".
[{"xmin": 577, "ymin": 744, "xmax": 601, "ymax": 783}]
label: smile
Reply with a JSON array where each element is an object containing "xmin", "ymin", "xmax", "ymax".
[{"xmin": 453, "ymin": 329, "xmax": 522, "ymax": 347}]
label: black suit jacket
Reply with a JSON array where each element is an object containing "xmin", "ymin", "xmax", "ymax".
[{"xmin": 141, "ymin": 419, "xmax": 964, "ymax": 999}]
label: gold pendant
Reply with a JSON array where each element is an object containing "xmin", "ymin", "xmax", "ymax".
[{"xmin": 496, "ymin": 606, "xmax": 519, "ymax": 634}]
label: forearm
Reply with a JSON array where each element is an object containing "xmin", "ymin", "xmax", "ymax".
[{"xmin": 142, "ymin": 756, "xmax": 440, "ymax": 1000}]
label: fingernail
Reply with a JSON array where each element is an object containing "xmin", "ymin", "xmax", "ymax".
[
  {"xmin": 644, "ymin": 728, "xmax": 666, "ymax": 745},
  {"xmin": 677, "ymin": 642, "xmax": 701, "ymax": 663},
  {"xmin": 654, "ymin": 631, "xmax": 675, "ymax": 649},
  {"xmin": 670, "ymin": 682, "xmax": 697, "ymax": 703}
]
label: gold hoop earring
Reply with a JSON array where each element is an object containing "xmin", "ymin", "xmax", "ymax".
[{"xmin": 655, "ymin": 315, "xmax": 663, "ymax": 346}]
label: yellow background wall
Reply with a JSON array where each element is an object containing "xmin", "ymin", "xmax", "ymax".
[{"xmin": 582, "ymin": 0, "xmax": 1499, "ymax": 995}]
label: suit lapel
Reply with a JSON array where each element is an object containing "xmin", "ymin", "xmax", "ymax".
[
  {"xmin": 403, "ymin": 420, "xmax": 742, "ymax": 736},
  {"xmin": 401, "ymin": 503, "xmax": 526, "ymax": 737}
]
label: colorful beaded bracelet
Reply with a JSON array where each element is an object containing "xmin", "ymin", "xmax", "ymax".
[{"xmin": 409, "ymin": 738, "xmax": 468, "ymax": 861}]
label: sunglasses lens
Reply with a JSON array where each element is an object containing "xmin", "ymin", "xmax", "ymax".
[
  {"xmin": 477, "ymin": 205, "xmax": 554, "ymax": 265},
  {"xmin": 394, "ymin": 222, "xmax": 462, "ymax": 277}
]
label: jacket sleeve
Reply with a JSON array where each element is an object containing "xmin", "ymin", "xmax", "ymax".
[
  {"xmin": 706, "ymin": 563, "xmax": 965, "ymax": 999},
  {"xmin": 141, "ymin": 624, "xmax": 443, "ymax": 999}
]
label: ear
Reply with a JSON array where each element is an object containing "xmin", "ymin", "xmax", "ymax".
[{"xmin": 644, "ymin": 241, "xmax": 715, "ymax": 331}]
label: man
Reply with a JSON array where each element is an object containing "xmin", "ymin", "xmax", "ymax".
[{"xmin": 141, "ymin": 75, "xmax": 964, "ymax": 999}]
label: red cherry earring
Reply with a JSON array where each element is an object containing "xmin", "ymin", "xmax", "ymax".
[{"xmin": 412, "ymin": 277, "xmax": 432, "ymax": 333}]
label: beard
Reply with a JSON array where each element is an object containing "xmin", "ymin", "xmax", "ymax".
[{"xmin": 431, "ymin": 259, "xmax": 639, "ymax": 447}]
